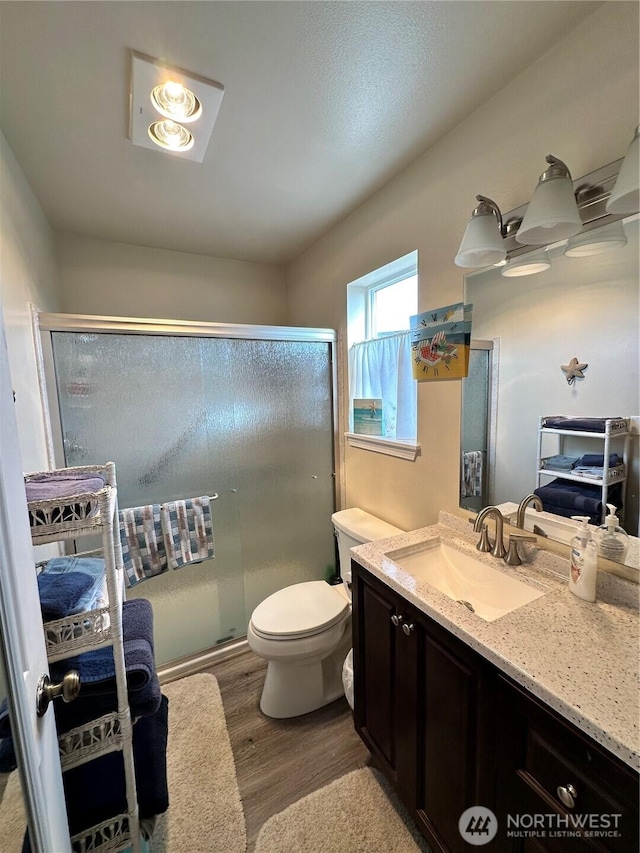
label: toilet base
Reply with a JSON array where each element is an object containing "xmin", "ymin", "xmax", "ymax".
[{"xmin": 258, "ymin": 629, "xmax": 351, "ymax": 719}]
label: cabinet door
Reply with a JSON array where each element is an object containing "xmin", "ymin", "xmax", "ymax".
[
  {"xmin": 352, "ymin": 562, "xmax": 402, "ymax": 782},
  {"xmin": 494, "ymin": 676, "xmax": 639, "ymax": 853},
  {"xmin": 413, "ymin": 613, "xmax": 493, "ymax": 853}
]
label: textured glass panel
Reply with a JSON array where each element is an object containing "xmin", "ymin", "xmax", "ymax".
[
  {"xmin": 50, "ymin": 331, "xmax": 336, "ymax": 665},
  {"xmin": 230, "ymin": 340, "xmax": 336, "ymax": 615},
  {"xmin": 51, "ymin": 332, "xmax": 244, "ymax": 663}
]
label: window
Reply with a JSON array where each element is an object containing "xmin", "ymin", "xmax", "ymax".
[{"xmin": 346, "ymin": 252, "xmax": 419, "ymax": 459}]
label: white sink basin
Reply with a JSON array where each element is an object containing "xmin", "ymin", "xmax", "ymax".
[{"xmin": 384, "ymin": 538, "xmax": 546, "ymax": 622}]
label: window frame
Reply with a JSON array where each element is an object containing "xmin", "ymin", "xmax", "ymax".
[{"xmin": 346, "ymin": 251, "xmax": 420, "ymax": 460}]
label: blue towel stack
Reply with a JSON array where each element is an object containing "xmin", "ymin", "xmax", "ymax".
[
  {"xmin": 51, "ymin": 598, "xmax": 161, "ymax": 732},
  {"xmin": 39, "ymin": 555, "xmax": 106, "ymax": 614},
  {"xmin": 37, "ymin": 572, "xmax": 94, "ymax": 621}
]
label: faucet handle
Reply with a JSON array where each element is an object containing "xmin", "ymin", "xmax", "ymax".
[
  {"xmin": 476, "ymin": 523, "xmax": 493, "ymax": 553},
  {"xmin": 505, "ymin": 534, "xmax": 537, "ymax": 566}
]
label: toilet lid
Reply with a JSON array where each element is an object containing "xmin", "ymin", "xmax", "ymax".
[{"xmin": 251, "ymin": 581, "xmax": 350, "ymax": 639}]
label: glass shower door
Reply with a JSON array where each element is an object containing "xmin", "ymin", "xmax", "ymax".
[{"xmin": 48, "ymin": 327, "xmax": 336, "ymax": 666}]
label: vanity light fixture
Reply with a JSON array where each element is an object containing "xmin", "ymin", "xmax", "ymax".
[
  {"xmin": 500, "ymin": 249, "xmax": 551, "ymax": 277},
  {"xmin": 454, "ymin": 196, "xmax": 508, "ymax": 268},
  {"xmin": 606, "ymin": 125, "xmax": 639, "ymax": 215},
  {"xmin": 563, "ymin": 219, "xmax": 628, "ymax": 257},
  {"xmin": 516, "ymin": 155, "xmax": 582, "ymax": 245},
  {"xmin": 129, "ymin": 51, "xmax": 224, "ymax": 162}
]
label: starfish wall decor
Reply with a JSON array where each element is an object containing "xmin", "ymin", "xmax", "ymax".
[{"xmin": 561, "ymin": 357, "xmax": 588, "ymax": 384}]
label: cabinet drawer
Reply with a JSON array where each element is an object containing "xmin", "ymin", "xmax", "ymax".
[
  {"xmin": 496, "ymin": 676, "xmax": 639, "ymax": 852},
  {"xmin": 523, "ymin": 721, "xmax": 634, "ymax": 821}
]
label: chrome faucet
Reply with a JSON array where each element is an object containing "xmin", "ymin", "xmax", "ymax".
[
  {"xmin": 516, "ymin": 494, "xmax": 543, "ymax": 530},
  {"xmin": 473, "ymin": 506, "xmax": 507, "ymax": 559}
]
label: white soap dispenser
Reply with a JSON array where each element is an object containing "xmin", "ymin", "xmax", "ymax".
[
  {"xmin": 595, "ymin": 504, "xmax": 629, "ymax": 563},
  {"xmin": 569, "ymin": 516, "xmax": 598, "ymax": 602}
]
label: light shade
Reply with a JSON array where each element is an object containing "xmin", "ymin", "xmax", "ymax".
[
  {"xmin": 455, "ymin": 196, "xmax": 506, "ymax": 268},
  {"xmin": 564, "ymin": 220, "xmax": 628, "ymax": 257},
  {"xmin": 606, "ymin": 126, "xmax": 639, "ymax": 215},
  {"xmin": 516, "ymin": 155, "xmax": 582, "ymax": 245},
  {"xmin": 501, "ymin": 250, "xmax": 550, "ymax": 277}
]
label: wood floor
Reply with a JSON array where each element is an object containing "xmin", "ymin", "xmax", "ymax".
[{"xmin": 203, "ymin": 647, "xmax": 373, "ymax": 852}]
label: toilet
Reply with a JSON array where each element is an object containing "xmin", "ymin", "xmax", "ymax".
[{"xmin": 247, "ymin": 507, "xmax": 403, "ymax": 718}]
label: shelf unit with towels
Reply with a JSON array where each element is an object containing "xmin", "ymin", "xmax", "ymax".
[
  {"xmin": 536, "ymin": 416, "xmax": 630, "ymax": 525},
  {"xmin": 26, "ymin": 461, "xmax": 141, "ymax": 853}
]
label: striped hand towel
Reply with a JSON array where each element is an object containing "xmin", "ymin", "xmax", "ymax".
[
  {"xmin": 119, "ymin": 504, "xmax": 168, "ymax": 586},
  {"xmin": 160, "ymin": 496, "xmax": 215, "ymax": 569}
]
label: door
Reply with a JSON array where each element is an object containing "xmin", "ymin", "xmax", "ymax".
[{"xmin": 0, "ymin": 315, "xmax": 70, "ymax": 851}]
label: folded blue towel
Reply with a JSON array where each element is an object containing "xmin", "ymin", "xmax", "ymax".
[
  {"xmin": 542, "ymin": 417, "xmax": 625, "ymax": 433},
  {"xmin": 538, "ymin": 502, "xmax": 601, "ymax": 526},
  {"xmin": 61, "ymin": 695, "xmax": 169, "ymax": 836},
  {"xmin": 37, "ymin": 572, "xmax": 94, "ymax": 621},
  {"xmin": 534, "ymin": 480, "xmax": 622, "ymax": 520},
  {"xmin": 50, "ymin": 599, "xmax": 161, "ymax": 731},
  {"xmin": 544, "ymin": 454, "xmax": 579, "ymax": 470},
  {"xmin": 0, "ymin": 736, "xmax": 16, "ymax": 772},
  {"xmin": 41, "ymin": 555, "xmax": 106, "ymax": 614},
  {"xmin": 577, "ymin": 453, "xmax": 620, "ymax": 467}
]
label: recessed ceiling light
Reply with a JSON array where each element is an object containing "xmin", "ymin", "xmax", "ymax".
[
  {"xmin": 151, "ymin": 81, "xmax": 202, "ymax": 123},
  {"xmin": 129, "ymin": 51, "xmax": 224, "ymax": 162},
  {"xmin": 148, "ymin": 119, "xmax": 194, "ymax": 152}
]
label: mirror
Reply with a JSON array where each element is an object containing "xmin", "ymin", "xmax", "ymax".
[{"xmin": 461, "ymin": 216, "xmax": 639, "ymax": 568}]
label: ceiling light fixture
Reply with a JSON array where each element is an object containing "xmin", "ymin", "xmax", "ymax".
[
  {"xmin": 516, "ymin": 155, "xmax": 582, "ymax": 245},
  {"xmin": 606, "ymin": 125, "xmax": 639, "ymax": 215},
  {"xmin": 130, "ymin": 51, "xmax": 224, "ymax": 162}
]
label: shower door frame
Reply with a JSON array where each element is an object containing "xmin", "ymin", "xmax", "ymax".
[{"xmin": 37, "ymin": 310, "xmax": 340, "ymax": 518}]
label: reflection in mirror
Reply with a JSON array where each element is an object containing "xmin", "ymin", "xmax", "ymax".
[{"xmin": 461, "ymin": 215, "xmax": 639, "ymax": 568}]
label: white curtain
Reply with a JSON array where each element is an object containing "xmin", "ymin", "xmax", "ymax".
[{"xmin": 348, "ymin": 331, "xmax": 417, "ymax": 441}]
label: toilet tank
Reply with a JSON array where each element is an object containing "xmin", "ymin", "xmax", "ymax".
[{"xmin": 331, "ymin": 508, "xmax": 403, "ymax": 584}]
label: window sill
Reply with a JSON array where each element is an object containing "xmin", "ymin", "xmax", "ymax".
[{"xmin": 344, "ymin": 432, "xmax": 420, "ymax": 461}]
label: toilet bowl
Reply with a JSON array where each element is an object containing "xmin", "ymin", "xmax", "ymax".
[{"xmin": 247, "ymin": 508, "xmax": 402, "ymax": 719}]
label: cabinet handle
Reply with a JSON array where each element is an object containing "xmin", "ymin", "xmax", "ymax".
[
  {"xmin": 391, "ymin": 614, "xmax": 403, "ymax": 627},
  {"xmin": 402, "ymin": 622, "xmax": 415, "ymax": 636},
  {"xmin": 556, "ymin": 784, "xmax": 577, "ymax": 809}
]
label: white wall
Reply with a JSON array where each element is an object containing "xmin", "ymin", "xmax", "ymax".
[
  {"xmin": 57, "ymin": 234, "xmax": 288, "ymax": 326},
  {"xmin": 286, "ymin": 3, "xmax": 640, "ymax": 532},
  {"xmin": 0, "ymin": 132, "xmax": 61, "ymax": 472}
]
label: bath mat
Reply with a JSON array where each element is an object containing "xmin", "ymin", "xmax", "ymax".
[
  {"xmin": 0, "ymin": 673, "xmax": 246, "ymax": 853},
  {"xmin": 151, "ymin": 672, "xmax": 246, "ymax": 853},
  {"xmin": 254, "ymin": 767, "xmax": 430, "ymax": 853},
  {"xmin": 0, "ymin": 770, "xmax": 26, "ymax": 853}
]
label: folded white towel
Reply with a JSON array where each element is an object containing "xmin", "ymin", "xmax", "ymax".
[{"xmin": 160, "ymin": 497, "xmax": 215, "ymax": 570}]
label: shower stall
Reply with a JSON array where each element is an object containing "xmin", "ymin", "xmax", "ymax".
[{"xmin": 38, "ymin": 314, "xmax": 338, "ymax": 666}]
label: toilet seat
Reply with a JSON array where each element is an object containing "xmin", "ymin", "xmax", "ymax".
[{"xmin": 250, "ymin": 581, "xmax": 350, "ymax": 641}]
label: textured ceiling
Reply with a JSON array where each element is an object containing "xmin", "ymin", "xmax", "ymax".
[{"xmin": 0, "ymin": 1, "xmax": 599, "ymax": 265}]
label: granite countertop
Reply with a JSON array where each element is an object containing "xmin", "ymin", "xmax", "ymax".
[{"xmin": 351, "ymin": 512, "xmax": 640, "ymax": 772}]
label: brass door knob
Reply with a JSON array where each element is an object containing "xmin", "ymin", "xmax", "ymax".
[{"xmin": 36, "ymin": 671, "xmax": 81, "ymax": 717}]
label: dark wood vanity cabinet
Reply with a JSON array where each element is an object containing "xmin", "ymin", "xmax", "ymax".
[
  {"xmin": 493, "ymin": 677, "xmax": 639, "ymax": 853},
  {"xmin": 352, "ymin": 561, "xmax": 493, "ymax": 853},
  {"xmin": 352, "ymin": 560, "xmax": 639, "ymax": 853}
]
